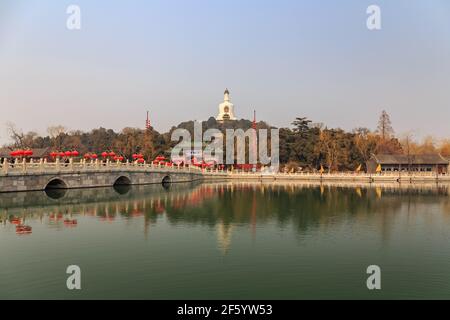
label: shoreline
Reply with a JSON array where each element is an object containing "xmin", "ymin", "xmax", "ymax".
[
  {"xmin": 2, "ymin": 170, "xmax": 450, "ymax": 194},
  {"xmin": 204, "ymin": 172, "xmax": 450, "ymax": 184}
]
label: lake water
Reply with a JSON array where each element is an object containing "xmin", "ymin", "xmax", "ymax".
[{"xmin": 1, "ymin": 181, "xmax": 450, "ymax": 299}]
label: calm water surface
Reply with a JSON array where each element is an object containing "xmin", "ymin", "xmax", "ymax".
[{"xmin": 1, "ymin": 182, "xmax": 450, "ymax": 299}]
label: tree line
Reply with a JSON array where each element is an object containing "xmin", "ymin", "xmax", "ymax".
[{"xmin": 3, "ymin": 111, "xmax": 450, "ymax": 171}]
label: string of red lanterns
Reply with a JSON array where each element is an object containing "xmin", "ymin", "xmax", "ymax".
[
  {"xmin": 83, "ymin": 153, "xmax": 98, "ymax": 160},
  {"xmin": 80, "ymin": 152, "xmax": 124, "ymax": 161},
  {"xmin": 99, "ymin": 151, "xmax": 124, "ymax": 161},
  {"xmin": 7, "ymin": 150, "xmax": 173, "ymax": 165},
  {"xmin": 49, "ymin": 151, "xmax": 126, "ymax": 161},
  {"xmin": 151, "ymin": 155, "xmax": 176, "ymax": 167},
  {"xmin": 9, "ymin": 150, "xmax": 34, "ymax": 158},
  {"xmin": 49, "ymin": 151, "xmax": 80, "ymax": 158},
  {"xmin": 131, "ymin": 153, "xmax": 145, "ymax": 164},
  {"xmin": 8, "ymin": 150, "xmax": 217, "ymax": 170},
  {"xmin": 132, "ymin": 153, "xmax": 144, "ymax": 160}
]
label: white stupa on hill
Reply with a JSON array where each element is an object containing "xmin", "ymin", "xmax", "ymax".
[{"xmin": 216, "ymin": 88, "xmax": 237, "ymax": 122}]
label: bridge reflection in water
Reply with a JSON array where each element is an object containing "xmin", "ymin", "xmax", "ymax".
[
  {"xmin": 4, "ymin": 181, "xmax": 450, "ymax": 299},
  {"xmin": 2, "ymin": 181, "xmax": 450, "ymax": 252}
]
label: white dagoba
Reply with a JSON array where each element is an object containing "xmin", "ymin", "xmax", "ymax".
[{"xmin": 216, "ymin": 89, "xmax": 237, "ymax": 122}]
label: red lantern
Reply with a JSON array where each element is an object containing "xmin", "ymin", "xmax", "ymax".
[
  {"xmin": 84, "ymin": 154, "xmax": 91, "ymax": 159},
  {"xmin": 101, "ymin": 152, "xmax": 108, "ymax": 158},
  {"xmin": 65, "ymin": 151, "xmax": 72, "ymax": 157},
  {"xmin": 50, "ymin": 152, "xmax": 57, "ymax": 158},
  {"xmin": 118, "ymin": 156, "xmax": 124, "ymax": 161},
  {"xmin": 91, "ymin": 154, "xmax": 98, "ymax": 159},
  {"xmin": 137, "ymin": 158, "xmax": 145, "ymax": 164},
  {"xmin": 137, "ymin": 154, "xmax": 144, "ymax": 159},
  {"xmin": 24, "ymin": 150, "xmax": 33, "ymax": 157},
  {"xmin": 15, "ymin": 150, "xmax": 24, "ymax": 157},
  {"xmin": 109, "ymin": 152, "xmax": 116, "ymax": 157},
  {"xmin": 132, "ymin": 154, "xmax": 138, "ymax": 159},
  {"xmin": 9, "ymin": 151, "xmax": 17, "ymax": 157},
  {"xmin": 71, "ymin": 151, "xmax": 79, "ymax": 157},
  {"xmin": 59, "ymin": 152, "xmax": 65, "ymax": 157}
]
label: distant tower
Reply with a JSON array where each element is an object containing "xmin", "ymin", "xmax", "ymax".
[
  {"xmin": 252, "ymin": 110, "xmax": 257, "ymax": 170},
  {"xmin": 252, "ymin": 110, "xmax": 256, "ymax": 130},
  {"xmin": 146, "ymin": 111, "xmax": 151, "ymax": 130},
  {"xmin": 216, "ymin": 89, "xmax": 237, "ymax": 122}
]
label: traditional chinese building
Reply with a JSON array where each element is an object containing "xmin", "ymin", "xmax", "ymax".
[{"xmin": 366, "ymin": 154, "xmax": 449, "ymax": 174}]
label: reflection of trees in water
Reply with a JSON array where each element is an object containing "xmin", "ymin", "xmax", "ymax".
[
  {"xmin": 161, "ymin": 184, "xmax": 450, "ymax": 244},
  {"xmin": 3, "ymin": 183, "xmax": 450, "ymax": 240}
]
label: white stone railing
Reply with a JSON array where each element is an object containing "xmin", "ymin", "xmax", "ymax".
[
  {"xmin": 215, "ymin": 171, "xmax": 449, "ymax": 181},
  {"xmin": 0, "ymin": 158, "xmax": 214, "ymax": 176},
  {"xmin": 226, "ymin": 170, "xmax": 444, "ymax": 177},
  {"xmin": 1, "ymin": 158, "xmax": 447, "ymax": 180}
]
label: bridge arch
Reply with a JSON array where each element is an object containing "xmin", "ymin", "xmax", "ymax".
[
  {"xmin": 162, "ymin": 175, "xmax": 171, "ymax": 186},
  {"xmin": 114, "ymin": 175, "xmax": 132, "ymax": 186},
  {"xmin": 45, "ymin": 178, "xmax": 68, "ymax": 190}
]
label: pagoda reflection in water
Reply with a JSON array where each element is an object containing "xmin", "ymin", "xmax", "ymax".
[{"xmin": 2, "ymin": 182, "xmax": 450, "ymax": 252}]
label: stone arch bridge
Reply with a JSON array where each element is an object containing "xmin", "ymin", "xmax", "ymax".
[{"xmin": 0, "ymin": 160, "xmax": 211, "ymax": 193}]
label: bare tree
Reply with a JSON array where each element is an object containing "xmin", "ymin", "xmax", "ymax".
[
  {"xmin": 47, "ymin": 125, "xmax": 67, "ymax": 150},
  {"xmin": 318, "ymin": 129, "xmax": 338, "ymax": 173},
  {"xmin": 400, "ymin": 132, "xmax": 415, "ymax": 171},
  {"xmin": 6, "ymin": 122, "xmax": 25, "ymax": 148},
  {"xmin": 377, "ymin": 110, "xmax": 394, "ymax": 140},
  {"xmin": 353, "ymin": 127, "xmax": 377, "ymax": 163},
  {"xmin": 400, "ymin": 132, "xmax": 414, "ymax": 157}
]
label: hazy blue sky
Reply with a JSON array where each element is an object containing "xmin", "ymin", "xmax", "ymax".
[{"xmin": 1, "ymin": 0, "xmax": 450, "ymax": 144}]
